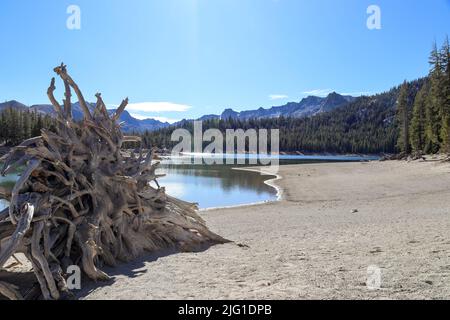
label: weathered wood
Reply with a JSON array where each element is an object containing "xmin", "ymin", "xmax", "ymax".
[
  {"xmin": 0, "ymin": 281, "xmax": 23, "ymax": 300},
  {"xmin": 0, "ymin": 188, "xmax": 11, "ymax": 202},
  {"xmin": 0, "ymin": 64, "xmax": 228, "ymax": 300},
  {"xmin": 0, "ymin": 208, "xmax": 9, "ymax": 222},
  {"xmin": 0, "ymin": 203, "xmax": 34, "ymax": 267},
  {"xmin": 112, "ymin": 98, "xmax": 129, "ymax": 121},
  {"xmin": 54, "ymin": 63, "xmax": 92, "ymax": 121},
  {"xmin": 47, "ymin": 77, "xmax": 64, "ymax": 120},
  {"xmin": 8, "ymin": 160, "xmax": 41, "ymax": 225}
]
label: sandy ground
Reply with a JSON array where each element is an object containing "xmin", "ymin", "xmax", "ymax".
[{"xmin": 77, "ymin": 160, "xmax": 450, "ymax": 300}]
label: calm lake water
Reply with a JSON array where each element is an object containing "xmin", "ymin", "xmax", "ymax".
[
  {"xmin": 154, "ymin": 163, "xmax": 278, "ymax": 209},
  {"xmin": 0, "ymin": 154, "xmax": 378, "ymax": 210},
  {"xmin": 0, "ymin": 173, "xmax": 16, "ymax": 211}
]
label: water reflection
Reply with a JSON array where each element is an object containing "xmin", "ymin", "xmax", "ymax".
[
  {"xmin": 0, "ymin": 154, "xmax": 377, "ymax": 210},
  {"xmin": 155, "ymin": 162, "xmax": 277, "ymax": 208},
  {"xmin": 0, "ymin": 163, "xmax": 277, "ymax": 210},
  {"xmin": 0, "ymin": 199, "xmax": 7, "ymax": 211},
  {"xmin": 159, "ymin": 163, "xmax": 276, "ymax": 193},
  {"xmin": 0, "ymin": 173, "xmax": 17, "ymax": 211}
]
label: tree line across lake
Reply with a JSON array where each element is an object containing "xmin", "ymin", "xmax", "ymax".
[
  {"xmin": 141, "ymin": 39, "xmax": 450, "ymax": 156},
  {"xmin": 1, "ymin": 39, "xmax": 449, "ymax": 156},
  {"xmin": 136, "ymin": 78, "xmax": 417, "ymax": 155},
  {"xmin": 0, "ymin": 108, "xmax": 55, "ymax": 147}
]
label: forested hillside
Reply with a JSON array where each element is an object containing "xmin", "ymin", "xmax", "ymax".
[
  {"xmin": 0, "ymin": 107, "xmax": 55, "ymax": 146},
  {"xmin": 2, "ymin": 39, "xmax": 449, "ymax": 156},
  {"xmin": 141, "ymin": 39, "xmax": 450, "ymax": 156},
  {"xmin": 140, "ymin": 79, "xmax": 424, "ymax": 154}
]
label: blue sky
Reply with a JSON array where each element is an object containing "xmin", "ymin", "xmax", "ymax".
[{"xmin": 0, "ymin": 0, "xmax": 449, "ymax": 122}]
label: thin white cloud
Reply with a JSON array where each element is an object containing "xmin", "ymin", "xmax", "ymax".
[
  {"xmin": 122, "ymin": 102, "xmax": 192, "ymax": 113},
  {"xmin": 269, "ymin": 94, "xmax": 289, "ymax": 100},
  {"xmin": 302, "ymin": 89, "xmax": 334, "ymax": 97}
]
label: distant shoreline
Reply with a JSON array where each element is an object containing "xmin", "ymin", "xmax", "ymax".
[{"xmin": 160, "ymin": 150, "xmax": 385, "ymax": 157}]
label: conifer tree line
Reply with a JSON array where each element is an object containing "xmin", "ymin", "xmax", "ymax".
[
  {"xmin": 142, "ymin": 39, "xmax": 450, "ymax": 156},
  {"xmin": 402, "ymin": 38, "xmax": 450, "ymax": 155},
  {"xmin": 0, "ymin": 108, "xmax": 55, "ymax": 146},
  {"xmin": 140, "ymin": 79, "xmax": 423, "ymax": 155},
  {"xmin": 1, "ymin": 39, "xmax": 449, "ymax": 156}
]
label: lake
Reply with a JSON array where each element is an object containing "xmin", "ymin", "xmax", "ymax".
[
  {"xmin": 0, "ymin": 154, "xmax": 378, "ymax": 210},
  {"xmin": 154, "ymin": 162, "xmax": 278, "ymax": 209},
  {"xmin": 0, "ymin": 172, "xmax": 16, "ymax": 212}
]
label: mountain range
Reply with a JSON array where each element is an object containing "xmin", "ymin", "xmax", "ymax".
[
  {"xmin": 215, "ymin": 92, "xmax": 355, "ymax": 120},
  {"xmin": 0, "ymin": 92, "xmax": 356, "ymax": 132},
  {"xmin": 0, "ymin": 100, "xmax": 171, "ymax": 132}
]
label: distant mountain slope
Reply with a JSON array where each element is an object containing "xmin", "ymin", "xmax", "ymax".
[
  {"xmin": 142, "ymin": 78, "xmax": 427, "ymax": 154},
  {"xmin": 0, "ymin": 100, "xmax": 28, "ymax": 112},
  {"xmin": 2, "ymin": 79, "xmax": 427, "ymax": 154},
  {"xmin": 1, "ymin": 101, "xmax": 171, "ymax": 132},
  {"xmin": 2, "ymin": 92, "xmax": 356, "ymax": 133},
  {"xmin": 112, "ymin": 109, "xmax": 170, "ymax": 132},
  {"xmin": 218, "ymin": 92, "xmax": 355, "ymax": 120}
]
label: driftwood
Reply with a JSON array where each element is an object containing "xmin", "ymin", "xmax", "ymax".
[{"xmin": 0, "ymin": 64, "xmax": 228, "ymax": 300}]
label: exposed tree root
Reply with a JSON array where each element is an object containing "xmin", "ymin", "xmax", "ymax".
[{"xmin": 0, "ymin": 64, "xmax": 229, "ymax": 300}]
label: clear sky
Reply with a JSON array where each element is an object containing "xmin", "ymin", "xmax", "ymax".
[{"xmin": 1, "ymin": 0, "xmax": 449, "ymax": 122}]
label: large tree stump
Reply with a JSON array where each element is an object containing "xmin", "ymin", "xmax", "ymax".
[{"xmin": 0, "ymin": 64, "xmax": 228, "ymax": 300}]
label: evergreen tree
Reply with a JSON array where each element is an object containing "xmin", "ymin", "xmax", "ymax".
[
  {"xmin": 410, "ymin": 83, "xmax": 429, "ymax": 153},
  {"xmin": 5, "ymin": 38, "xmax": 450, "ymax": 157},
  {"xmin": 141, "ymin": 78, "xmax": 425, "ymax": 155},
  {"xmin": 440, "ymin": 37, "xmax": 450, "ymax": 152},
  {"xmin": 426, "ymin": 42, "xmax": 445, "ymax": 153},
  {"xmin": 396, "ymin": 81, "xmax": 411, "ymax": 154},
  {"xmin": 0, "ymin": 108, "xmax": 55, "ymax": 146}
]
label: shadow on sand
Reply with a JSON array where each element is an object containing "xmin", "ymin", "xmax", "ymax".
[
  {"xmin": 75, "ymin": 243, "xmax": 220, "ymax": 299},
  {"xmin": 1, "ymin": 243, "xmax": 224, "ymax": 300}
]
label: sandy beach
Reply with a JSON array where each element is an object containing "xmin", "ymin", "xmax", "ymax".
[{"xmin": 77, "ymin": 160, "xmax": 450, "ymax": 300}]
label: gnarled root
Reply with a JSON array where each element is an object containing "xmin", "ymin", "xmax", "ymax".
[
  {"xmin": 0, "ymin": 64, "xmax": 229, "ymax": 300},
  {"xmin": 0, "ymin": 281, "xmax": 23, "ymax": 300}
]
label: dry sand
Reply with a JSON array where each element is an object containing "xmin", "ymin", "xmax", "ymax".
[{"xmin": 80, "ymin": 160, "xmax": 450, "ymax": 300}]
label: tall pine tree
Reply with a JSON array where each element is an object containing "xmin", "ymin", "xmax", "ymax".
[
  {"xmin": 396, "ymin": 81, "xmax": 411, "ymax": 154},
  {"xmin": 440, "ymin": 37, "xmax": 450, "ymax": 152},
  {"xmin": 426, "ymin": 42, "xmax": 445, "ymax": 153},
  {"xmin": 410, "ymin": 82, "xmax": 429, "ymax": 153}
]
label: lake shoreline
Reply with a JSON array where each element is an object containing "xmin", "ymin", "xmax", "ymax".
[
  {"xmin": 200, "ymin": 167, "xmax": 283, "ymax": 212},
  {"xmin": 83, "ymin": 159, "xmax": 450, "ymax": 299},
  {"xmin": 161, "ymin": 151, "xmax": 384, "ymax": 157}
]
